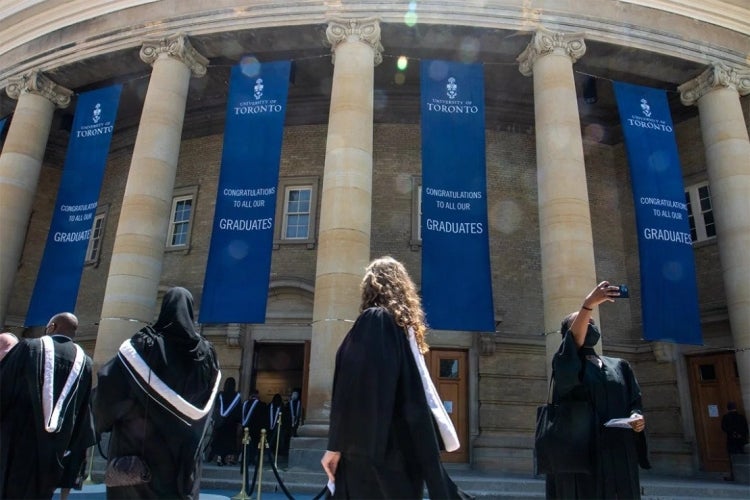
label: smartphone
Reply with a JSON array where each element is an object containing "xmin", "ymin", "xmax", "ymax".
[{"xmin": 617, "ymin": 284, "xmax": 630, "ymax": 298}]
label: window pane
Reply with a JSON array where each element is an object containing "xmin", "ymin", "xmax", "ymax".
[
  {"xmin": 283, "ymin": 187, "xmax": 311, "ymax": 240},
  {"xmin": 699, "ymin": 364, "xmax": 716, "ymax": 381},
  {"xmin": 169, "ymin": 197, "xmax": 193, "ymax": 247},
  {"xmin": 439, "ymin": 359, "xmax": 459, "ymax": 379}
]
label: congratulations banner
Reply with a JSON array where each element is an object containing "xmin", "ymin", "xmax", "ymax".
[
  {"xmin": 420, "ymin": 60, "xmax": 494, "ymax": 331},
  {"xmin": 200, "ymin": 60, "xmax": 290, "ymax": 323},
  {"xmin": 26, "ymin": 85, "xmax": 122, "ymax": 326},
  {"xmin": 613, "ymin": 81, "xmax": 702, "ymax": 344}
]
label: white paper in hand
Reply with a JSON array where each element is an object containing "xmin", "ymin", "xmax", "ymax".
[
  {"xmin": 327, "ymin": 479, "xmax": 336, "ymax": 495},
  {"xmin": 604, "ymin": 415, "xmax": 640, "ymax": 429}
]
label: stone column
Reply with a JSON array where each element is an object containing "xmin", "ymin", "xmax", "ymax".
[
  {"xmin": 301, "ymin": 18, "xmax": 382, "ymax": 436},
  {"xmin": 518, "ymin": 28, "xmax": 598, "ymax": 371},
  {"xmin": 92, "ymin": 34, "xmax": 207, "ymax": 367},
  {"xmin": 679, "ymin": 63, "xmax": 750, "ymax": 409},
  {"xmin": 0, "ymin": 71, "xmax": 72, "ymax": 327}
]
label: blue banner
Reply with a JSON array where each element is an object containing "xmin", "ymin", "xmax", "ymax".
[
  {"xmin": 199, "ymin": 60, "xmax": 290, "ymax": 323},
  {"xmin": 0, "ymin": 115, "xmax": 8, "ymax": 140},
  {"xmin": 420, "ymin": 60, "xmax": 494, "ymax": 331},
  {"xmin": 613, "ymin": 81, "xmax": 702, "ymax": 344},
  {"xmin": 26, "ymin": 85, "xmax": 122, "ymax": 326}
]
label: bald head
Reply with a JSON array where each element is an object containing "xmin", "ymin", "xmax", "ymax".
[
  {"xmin": 0, "ymin": 332, "xmax": 19, "ymax": 361},
  {"xmin": 46, "ymin": 312, "xmax": 78, "ymax": 338}
]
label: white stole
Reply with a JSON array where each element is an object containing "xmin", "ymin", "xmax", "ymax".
[
  {"xmin": 40, "ymin": 336, "xmax": 85, "ymax": 433},
  {"xmin": 269, "ymin": 404, "xmax": 281, "ymax": 429},
  {"xmin": 219, "ymin": 393, "xmax": 241, "ymax": 417},
  {"xmin": 242, "ymin": 399, "xmax": 259, "ymax": 426},
  {"xmin": 407, "ymin": 327, "xmax": 460, "ymax": 452},
  {"xmin": 118, "ymin": 339, "xmax": 221, "ymax": 423}
]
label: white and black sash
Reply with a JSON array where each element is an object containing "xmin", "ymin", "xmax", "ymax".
[
  {"xmin": 117, "ymin": 339, "xmax": 221, "ymax": 426},
  {"xmin": 218, "ymin": 393, "xmax": 241, "ymax": 417},
  {"xmin": 407, "ymin": 327, "xmax": 460, "ymax": 452},
  {"xmin": 269, "ymin": 404, "xmax": 281, "ymax": 430},
  {"xmin": 39, "ymin": 335, "xmax": 86, "ymax": 433},
  {"xmin": 241, "ymin": 399, "xmax": 259, "ymax": 426},
  {"xmin": 289, "ymin": 400, "xmax": 301, "ymax": 427}
]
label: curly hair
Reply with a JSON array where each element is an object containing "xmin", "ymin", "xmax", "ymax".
[{"xmin": 360, "ymin": 256, "xmax": 429, "ymax": 353}]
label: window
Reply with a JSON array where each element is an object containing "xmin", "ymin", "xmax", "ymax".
[
  {"xmin": 274, "ymin": 176, "xmax": 319, "ymax": 248},
  {"xmin": 167, "ymin": 186, "xmax": 198, "ymax": 249},
  {"xmin": 283, "ymin": 186, "xmax": 312, "ymax": 239},
  {"xmin": 85, "ymin": 211, "xmax": 107, "ymax": 264},
  {"xmin": 410, "ymin": 176, "xmax": 422, "ymax": 249},
  {"xmin": 685, "ymin": 182, "xmax": 715, "ymax": 243}
]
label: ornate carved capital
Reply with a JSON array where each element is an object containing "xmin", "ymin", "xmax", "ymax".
[
  {"xmin": 5, "ymin": 69, "xmax": 72, "ymax": 108},
  {"xmin": 140, "ymin": 33, "xmax": 209, "ymax": 77},
  {"xmin": 678, "ymin": 62, "xmax": 750, "ymax": 106},
  {"xmin": 326, "ymin": 18, "xmax": 383, "ymax": 66},
  {"xmin": 517, "ymin": 27, "xmax": 586, "ymax": 77}
]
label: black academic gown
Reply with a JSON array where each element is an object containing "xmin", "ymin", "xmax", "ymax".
[
  {"xmin": 211, "ymin": 391, "xmax": 241, "ymax": 459},
  {"xmin": 0, "ymin": 335, "xmax": 95, "ymax": 499},
  {"xmin": 546, "ymin": 332, "xmax": 650, "ymax": 500},
  {"xmin": 93, "ymin": 327, "xmax": 220, "ymax": 499},
  {"xmin": 240, "ymin": 398, "xmax": 267, "ymax": 463},
  {"xmin": 328, "ymin": 307, "xmax": 464, "ymax": 500}
]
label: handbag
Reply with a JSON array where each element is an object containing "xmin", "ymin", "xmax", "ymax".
[
  {"xmin": 104, "ymin": 455, "xmax": 152, "ymax": 487},
  {"xmin": 534, "ymin": 375, "xmax": 594, "ymax": 475}
]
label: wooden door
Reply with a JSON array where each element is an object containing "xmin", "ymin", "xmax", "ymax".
[
  {"xmin": 687, "ymin": 352, "xmax": 743, "ymax": 472},
  {"xmin": 425, "ymin": 349, "xmax": 469, "ymax": 463}
]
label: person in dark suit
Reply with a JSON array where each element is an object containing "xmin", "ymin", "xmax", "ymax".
[{"xmin": 721, "ymin": 401, "xmax": 749, "ymax": 481}]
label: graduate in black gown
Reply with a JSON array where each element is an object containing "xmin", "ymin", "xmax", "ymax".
[
  {"xmin": 545, "ymin": 281, "xmax": 650, "ymax": 500},
  {"xmin": 321, "ymin": 256, "xmax": 469, "ymax": 499},
  {"xmin": 0, "ymin": 312, "xmax": 95, "ymax": 499},
  {"xmin": 211, "ymin": 377, "xmax": 241, "ymax": 466},
  {"xmin": 240, "ymin": 389, "xmax": 266, "ymax": 464},
  {"xmin": 93, "ymin": 287, "xmax": 221, "ymax": 499}
]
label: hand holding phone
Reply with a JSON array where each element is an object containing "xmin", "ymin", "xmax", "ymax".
[{"xmin": 617, "ymin": 284, "xmax": 629, "ymax": 298}]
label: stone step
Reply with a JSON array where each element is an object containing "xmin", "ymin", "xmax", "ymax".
[{"xmin": 91, "ymin": 456, "xmax": 750, "ymax": 500}]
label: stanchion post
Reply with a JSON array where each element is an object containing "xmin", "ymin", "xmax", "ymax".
[
  {"xmin": 274, "ymin": 411, "xmax": 282, "ymax": 469},
  {"xmin": 83, "ymin": 445, "xmax": 95, "ymax": 485},
  {"xmin": 232, "ymin": 427, "xmax": 251, "ymax": 500},
  {"xmin": 257, "ymin": 428, "xmax": 268, "ymax": 500}
]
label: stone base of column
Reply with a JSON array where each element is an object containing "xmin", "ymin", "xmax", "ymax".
[
  {"xmin": 296, "ymin": 421, "xmax": 330, "ymax": 438},
  {"xmin": 287, "ymin": 436, "xmax": 329, "ymax": 471}
]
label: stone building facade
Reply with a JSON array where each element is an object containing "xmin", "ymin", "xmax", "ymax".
[{"xmin": 1, "ymin": 0, "xmax": 748, "ymax": 476}]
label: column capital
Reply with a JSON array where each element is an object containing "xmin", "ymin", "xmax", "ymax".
[
  {"xmin": 326, "ymin": 18, "xmax": 383, "ymax": 66},
  {"xmin": 678, "ymin": 62, "xmax": 750, "ymax": 106},
  {"xmin": 517, "ymin": 27, "xmax": 586, "ymax": 77},
  {"xmin": 5, "ymin": 69, "xmax": 72, "ymax": 108},
  {"xmin": 140, "ymin": 32, "xmax": 209, "ymax": 77}
]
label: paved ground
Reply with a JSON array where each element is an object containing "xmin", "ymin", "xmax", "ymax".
[{"xmin": 54, "ymin": 483, "xmax": 313, "ymax": 499}]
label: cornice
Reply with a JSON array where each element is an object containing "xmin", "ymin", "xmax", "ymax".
[{"xmin": 0, "ymin": 1, "xmax": 748, "ymax": 86}]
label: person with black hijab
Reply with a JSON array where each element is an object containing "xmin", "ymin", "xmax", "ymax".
[
  {"xmin": 545, "ymin": 281, "xmax": 650, "ymax": 499},
  {"xmin": 211, "ymin": 377, "xmax": 241, "ymax": 466},
  {"xmin": 320, "ymin": 256, "xmax": 470, "ymax": 499},
  {"xmin": 93, "ymin": 287, "xmax": 221, "ymax": 499}
]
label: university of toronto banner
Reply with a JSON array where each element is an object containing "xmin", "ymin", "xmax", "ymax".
[
  {"xmin": 420, "ymin": 60, "xmax": 494, "ymax": 331},
  {"xmin": 26, "ymin": 85, "xmax": 122, "ymax": 326},
  {"xmin": 613, "ymin": 81, "xmax": 702, "ymax": 344},
  {"xmin": 199, "ymin": 60, "xmax": 291, "ymax": 323}
]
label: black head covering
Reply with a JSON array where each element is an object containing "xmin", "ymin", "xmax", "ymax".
[
  {"xmin": 222, "ymin": 377, "xmax": 237, "ymax": 396},
  {"xmin": 130, "ymin": 287, "xmax": 218, "ymax": 394}
]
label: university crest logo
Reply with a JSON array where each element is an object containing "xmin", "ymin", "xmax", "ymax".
[
  {"xmin": 254, "ymin": 79, "xmax": 264, "ymax": 100},
  {"xmin": 446, "ymin": 77, "xmax": 457, "ymax": 99},
  {"xmin": 640, "ymin": 98, "xmax": 651, "ymax": 118},
  {"xmin": 92, "ymin": 103, "xmax": 102, "ymax": 123}
]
